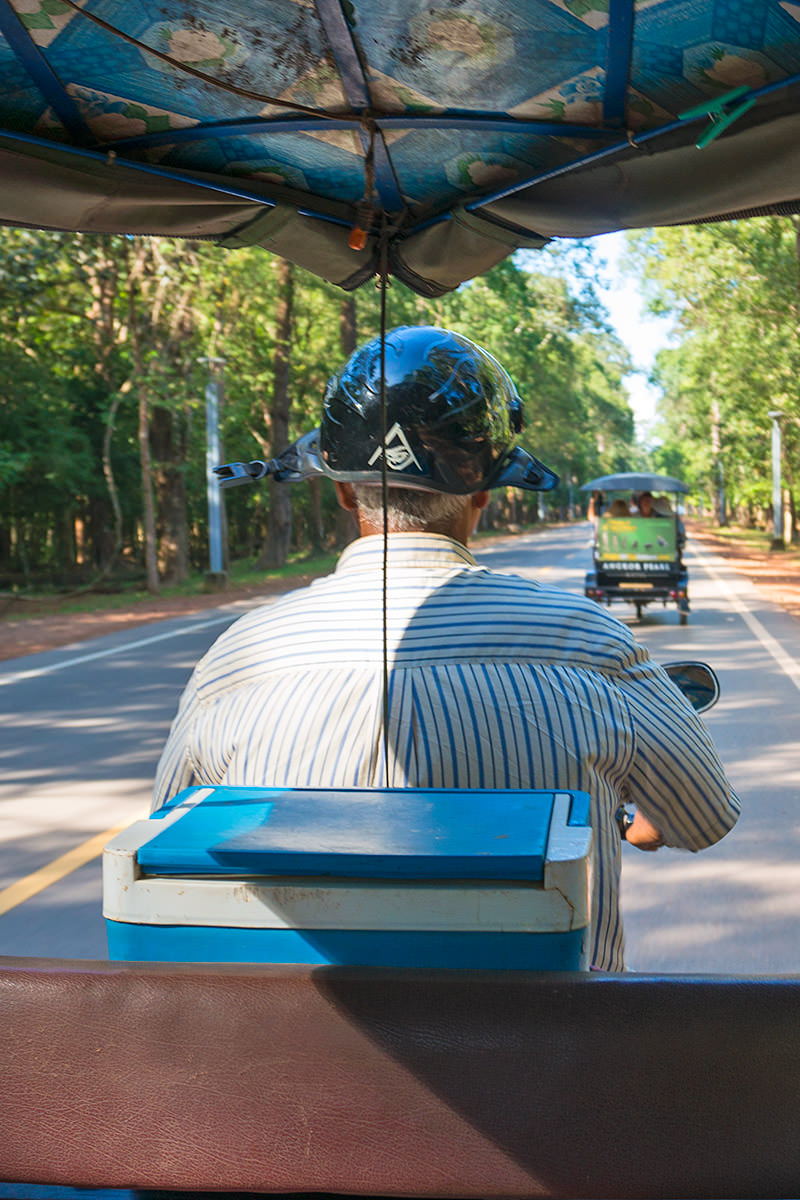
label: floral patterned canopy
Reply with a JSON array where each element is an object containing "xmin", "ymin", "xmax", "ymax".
[{"xmin": 0, "ymin": 0, "xmax": 799, "ymax": 294}]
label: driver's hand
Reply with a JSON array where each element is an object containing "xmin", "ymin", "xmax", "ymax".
[{"xmin": 626, "ymin": 809, "xmax": 665, "ymax": 851}]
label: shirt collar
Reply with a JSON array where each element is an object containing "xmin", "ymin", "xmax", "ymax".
[{"xmin": 336, "ymin": 532, "xmax": 477, "ymax": 574}]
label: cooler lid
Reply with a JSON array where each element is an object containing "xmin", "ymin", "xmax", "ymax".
[{"xmin": 138, "ymin": 787, "xmax": 586, "ymax": 880}]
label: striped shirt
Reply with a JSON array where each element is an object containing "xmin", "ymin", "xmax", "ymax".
[{"xmin": 153, "ymin": 532, "xmax": 739, "ymax": 970}]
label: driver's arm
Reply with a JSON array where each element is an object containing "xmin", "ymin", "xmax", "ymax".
[{"xmin": 613, "ymin": 644, "xmax": 740, "ymax": 851}]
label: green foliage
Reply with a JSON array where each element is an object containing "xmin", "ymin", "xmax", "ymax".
[
  {"xmin": 627, "ymin": 218, "xmax": 800, "ymax": 523},
  {"xmin": 0, "ymin": 230, "xmax": 639, "ymax": 585}
]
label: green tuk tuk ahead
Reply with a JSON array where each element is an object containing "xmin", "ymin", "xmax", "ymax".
[{"xmin": 581, "ymin": 472, "xmax": 690, "ymax": 625}]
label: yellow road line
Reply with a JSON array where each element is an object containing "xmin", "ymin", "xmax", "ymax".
[{"xmin": 0, "ymin": 824, "xmax": 128, "ymax": 916}]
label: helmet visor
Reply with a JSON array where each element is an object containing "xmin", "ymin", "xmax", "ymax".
[{"xmin": 489, "ymin": 446, "xmax": 560, "ymax": 492}]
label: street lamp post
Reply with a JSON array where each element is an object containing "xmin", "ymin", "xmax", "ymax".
[
  {"xmin": 768, "ymin": 410, "xmax": 784, "ymax": 548},
  {"xmin": 199, "ymin": 355, "xmax": 227, "ymax": 583}
]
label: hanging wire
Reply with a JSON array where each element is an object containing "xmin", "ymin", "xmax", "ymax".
[{"xmin": 378, "ymin": 226, "xmax": 391, "ymax": 787}]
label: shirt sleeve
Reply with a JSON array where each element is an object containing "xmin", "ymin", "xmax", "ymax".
[
  {"xmin": 151, "ymin": 668, "xmax": 202, "ymax": 813},
  {"xmin": 612, "ymin": 641, "xmax": 740, "ymax": 850}
]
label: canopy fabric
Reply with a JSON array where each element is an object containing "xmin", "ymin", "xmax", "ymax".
[
  {"xmin": 580, "ymin": 473, "xmax": 690, "ymax": 494},
  {"xmin": 0, "ymin": 0, "xmax": 799, "ymax": 295}
]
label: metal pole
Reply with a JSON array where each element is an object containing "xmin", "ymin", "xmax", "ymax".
[
  {"xmin": 200, "ymin": 356, "xmax": 227, "ymax": 581},
  {"xmin": 768, "ymin": 411, "xmax": 784, "ymax": 547}
]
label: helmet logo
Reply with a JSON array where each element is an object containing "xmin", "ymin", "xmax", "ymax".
[{"xmin": 368, "ymin": 423, "xmax": 422, "ymax": 472}]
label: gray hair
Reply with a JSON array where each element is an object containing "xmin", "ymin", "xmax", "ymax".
[{"xmin": 351, "ymin": 485, "xmax": 470, "ymax": 531}]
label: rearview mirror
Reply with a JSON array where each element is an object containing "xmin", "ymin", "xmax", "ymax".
[{"xmin": 663, "ymin": 661, "xmax": 720, "ymax": 713}]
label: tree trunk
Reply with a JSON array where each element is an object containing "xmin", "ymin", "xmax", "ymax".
[
  {"xmin": 129, "ymin": 268, "xmax": 160, "ymax": 593},
  {"xmin": 710, "ymin": 396, "xmax": 726, "ymax": 526},
  {"xmin": 137, "ymin": 381, "xmax": 160, "ymax": 592},
  {"xmin": 101, "ymin": 385, "xmax": 128, "ymax": 568},
  {"xmin": 307, "ymin": 477, "xmax": 325, "ymax": 553},
  {"xmin": 259, "ymin": 260, "xmax": 294, "ymax": 569},
  {"xmin": 86, "ymin": 237, "xmax": 127, "ymax": 567},
  {"xmin": 151, "ymin": 404, "xmax": 190, "ymax": 584},
  {"xmin": 55, "ymin": 506, "xmax": 76, "ymax": 577}
]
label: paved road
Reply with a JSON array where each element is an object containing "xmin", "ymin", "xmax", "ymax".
[{"xmin": 2, "ymin": 523, "xmax": 799, "ymax": 971}]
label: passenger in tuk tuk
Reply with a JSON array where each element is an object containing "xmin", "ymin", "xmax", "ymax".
[
  {"xmin": 634, "ymin": 490, "xmax": 686, "ymax": 558},
  {"xmin": 591, "ymin": 497, "xmax": 630, "ymax": 545},
  {"xmin": 153, "ymin": 326, "xmax": 739, "ymax": 972},
  {"xmin": 633, "ymin": 490, "xmax": 657, "ymax": 518},
  {"xmin": 607, "ymin": 498, "xmax": 631, "ymax": 518}
]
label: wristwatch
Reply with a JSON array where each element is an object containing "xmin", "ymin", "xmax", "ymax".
[{"xmin": 615, "ymin": 806, "xmax": 635, "ymax": 840}]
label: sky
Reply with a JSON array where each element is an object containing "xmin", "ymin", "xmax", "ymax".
[{"xmin": 589, "ymin": 230, "xmax": 675, "ymax": 440}]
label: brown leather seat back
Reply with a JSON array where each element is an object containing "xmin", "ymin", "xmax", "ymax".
[{"xmin": 2, "ymin": 957, "xmax": 800, "ymax": 1197}]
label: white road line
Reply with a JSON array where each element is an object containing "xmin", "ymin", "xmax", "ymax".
[
  {"xmin": 692, "ymin": 544, "xmax": 800, "ymax": 694},
  {"xmin": 0, "ymin": 611, "xmax": 237, "ymax": 688}
]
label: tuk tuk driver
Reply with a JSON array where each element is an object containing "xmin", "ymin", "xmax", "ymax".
[
  {"xmin": 153, "ymin": 325, "xmax": 739, "ymax": 971},
  {"xmin": 634, "ymin": 490, "xmax": 656, "ymax": 518}
]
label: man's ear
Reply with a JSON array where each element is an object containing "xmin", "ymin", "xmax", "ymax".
[
  {"xmin": 464, "ymin": 490, "xmax": 490, "ymax": 538},
  {"xmin": 334, "ymin": 481, "xmax": 358, "ymax": 512}
]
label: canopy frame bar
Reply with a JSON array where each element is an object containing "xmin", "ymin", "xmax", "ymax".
[
  {"xmin": 104, "ymin": 114, "xmax": 615, "ymax": 154},
  {"xmin": 603, "ymin": 0, "xmax": 636, "ymax": 127},
  {"xmin": 467, "ymin": 73, "xmax": 800, "ymax": 214},
  {"xmin": 314, "ymin": 0, "xmax": 405, "ymax": 213},
  {"xmin": 0, "ymin": 1, "xmax": 90, "ymax": 144}
]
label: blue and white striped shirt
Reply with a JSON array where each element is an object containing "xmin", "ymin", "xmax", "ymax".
[{"xmin": 153, "ymin": 533, "xmax": 739, "ymax": 969}]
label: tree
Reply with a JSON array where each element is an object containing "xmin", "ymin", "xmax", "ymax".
[
  {"xmin": 0, "ymin": 231, "xmax": 639, "ymax": 585},
  {"xmin": 258, "ymin": 260, "xmax": 294, "ymax": 568},
  {"xmin": 628, "ymin": 218, "xmax": 800, "ymax": 530}
]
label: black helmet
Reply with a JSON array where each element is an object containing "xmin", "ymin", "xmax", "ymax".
[{"xmin": 215, "ymin": 326, "xmax": 558, "ymax": 494}]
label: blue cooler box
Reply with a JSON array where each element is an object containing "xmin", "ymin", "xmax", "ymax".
[{"xmin": 103, "ymin": 786, "xmax": 593, "ymax": 970}]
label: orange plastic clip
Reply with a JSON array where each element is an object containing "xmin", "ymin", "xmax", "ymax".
[
  {"xmin": 348, "ymin": 198, "xmax": 374, "ymax": 251},
  {"xmin": 348, "ymin": 225, "xmax": 369, "ymax": 251}
]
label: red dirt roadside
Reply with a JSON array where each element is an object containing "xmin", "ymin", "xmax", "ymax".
[
  {"xmin": 1, "ymin": 521, "xmax": 799, "ymax": 663},
  {"xmin": 686, "ymin": 520, "xmax": 800, "ymax": 622},
  {"xmin": 0, "ymin": 574, "xmax": 320, "ymax": 663}
]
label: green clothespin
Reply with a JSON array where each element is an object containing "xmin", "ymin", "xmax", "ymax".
[{"xmin": 679, "ymin": 85, "xmax": 756, "ymax": 149}]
